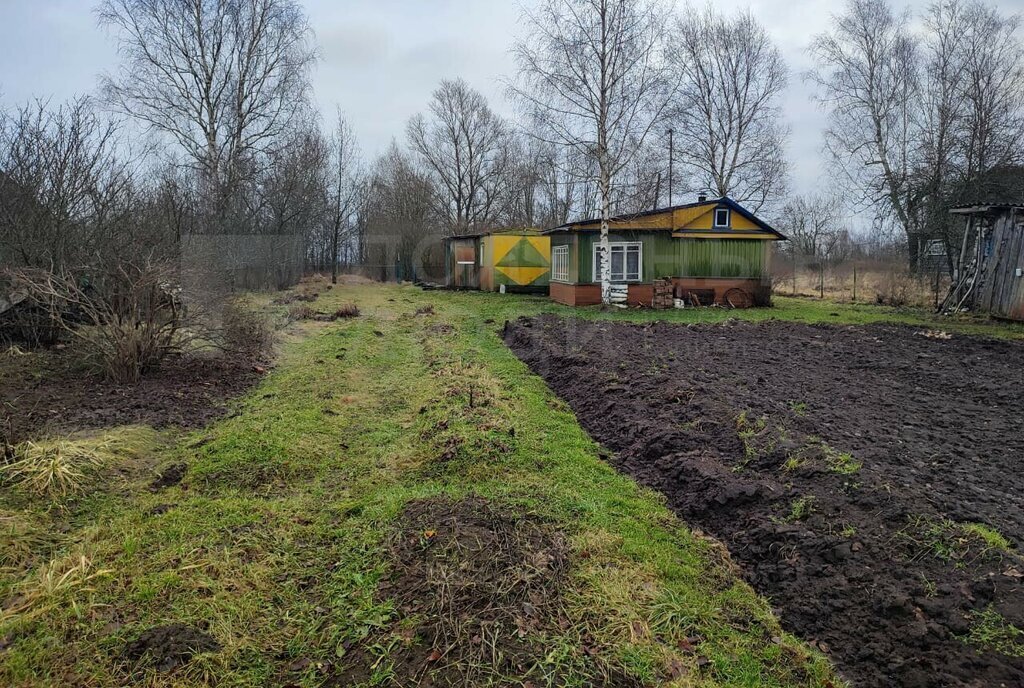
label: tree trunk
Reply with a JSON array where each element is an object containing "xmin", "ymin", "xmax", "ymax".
[
  {"xmin": 331, "ymin": 219, "xmax": 340, "ymax": 284},
  {"xmin": 598, "ymin": 168, "xmax": 611, "ymax": 305}
]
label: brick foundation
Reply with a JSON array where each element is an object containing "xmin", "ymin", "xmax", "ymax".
[{"xmin": 551, "ymin": 278, "xmax": 772, "ymax": 308}]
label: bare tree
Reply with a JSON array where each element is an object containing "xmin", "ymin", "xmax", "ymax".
[
  {"xmin": 327, "ymin": 110, "xmax": 364, "ymax": 283},
  {"xmin": 775, "ymin": 194, "xmax": 847, "ymax": 262},
  {"xmin": 98, "ymin": 0, "xmax": 317, "ymax": 196},
  {"xmin": 668, "ymin": 6, "xmax": 789, "ymax": 212},
  {"xmin": 407, "ymin": 79, "xmax": 511, "ymax": 235},
  {"xmin": 957, "ymin": 2, "xmax": 1024, "ymax": 186},
  {"xmin": 809, "ymin": 0, "xmax": 924, "ymax": 266},
  {"xmin": 511, "ymin": 0, "xmax": 672, "ymax": 304},
  {"xmin": 362, "ymin": 144, "xmax": 438, "ymax": 282},
  {"xmin": 0, "ymin": 97, "xmax": 143, "ymax": 270}
]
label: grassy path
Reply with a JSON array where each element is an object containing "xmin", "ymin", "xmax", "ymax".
[{"xmin": 11, "ymin": 280, "xmax": 1010, "ymax": 686}]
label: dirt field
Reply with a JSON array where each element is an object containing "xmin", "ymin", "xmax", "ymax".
[
  {"xmin": 506, "ymin": 316, "xmax": 1024, "ymax": 687},
  {"xmin": 0, "ymin": 348, "xmax": 265, "ymax": 442}
]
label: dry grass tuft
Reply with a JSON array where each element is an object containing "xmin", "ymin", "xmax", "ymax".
[
  {"xmin": 2, "ymin": 439, "xmax": 108, "ymax": 497},
  {"xmin": 334, "ymin": 303, "xmax": 360, "ymax": 319},
  {"xmin": 1, "ymin": 553, "xmax": 114, "ymax": 624},
  {"xmin": 287, "ymin": 303, "xmax": 318, "ymax": 322},
  {"xmin": 0, "ymin": 427, "xmax": 160, "ymax": 499}
]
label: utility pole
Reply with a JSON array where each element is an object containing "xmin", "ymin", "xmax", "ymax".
[{"xmin": 667, "ymin": 128, "xmax": 674, "ymax": 207}]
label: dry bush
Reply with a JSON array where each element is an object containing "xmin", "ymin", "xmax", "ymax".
[
  {"xmin": 334, "ymin": 303, "xmax": 360, "ymax": 319},
  {"xmin": 875, "ymin": 271, "xmax": 918, "ymax": 307},
  {"xmin": 220, "ymin": 298, "xmax": 275, "ymax": 359},
  {"xmin": 7, "ymin": 262, "xmax": 183, "ymax": 382},
  {"xmin": 287, "ymin": 303, "xmax": 317, "ymax": 321}
]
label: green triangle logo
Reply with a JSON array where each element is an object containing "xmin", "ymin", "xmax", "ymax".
[{"xmin": 496, "ymin": 238, "xmax": 548, "ymax": 268}]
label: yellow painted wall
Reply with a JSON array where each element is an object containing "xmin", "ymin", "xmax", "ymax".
[{"xmin": 566, "ymin": 202, "xmax": 769, "ymax": 235}]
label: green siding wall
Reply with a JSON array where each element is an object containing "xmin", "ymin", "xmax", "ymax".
[
  {"xmin": 682, "ymin": 239, "xmax": 767, "ymax": 278},
  {"xmin": 552, "ymin": 232, "xmax": 767, "ymax": 284}
]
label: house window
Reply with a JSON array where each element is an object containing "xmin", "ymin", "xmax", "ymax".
[
  {"xmin": 593, "ymin": 242, "xmax": 642, "ymax": 282},
  {"xmin": 552, "ymin": 245, "xmax": 570, "ymax": 282},
  {"xmin": 714, "ymin": 208, "xmax": 731, "ymax": 228}
]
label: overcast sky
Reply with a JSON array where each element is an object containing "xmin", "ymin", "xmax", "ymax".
[{"xmin": 1, "ymin": 0, "xmax": 1023, "ymax": 205}]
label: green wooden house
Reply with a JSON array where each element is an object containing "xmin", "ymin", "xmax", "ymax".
[{"xmin": 546, "ymin": 196, "xmax": 785, "ymax": 307}]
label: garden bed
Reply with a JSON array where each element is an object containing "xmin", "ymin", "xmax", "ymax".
[{"xmin": 505, "ymin": 315, "xmax": 1024, "ymax": 687}]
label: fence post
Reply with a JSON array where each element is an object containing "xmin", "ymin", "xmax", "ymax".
[
  {"xmin": 792, "ymin": 252, "xmax": 797, "ymax": 294},
  {"xmin": 852, "ymin": 266, "xmax": 858, "ymax": 302},
  {"xmin": 819, "ymin": 265, "xmax": 825, "ymax": 299},
  {"xmin": 933, "ymin": 265, "xmax": 941, "ymax": 310}
]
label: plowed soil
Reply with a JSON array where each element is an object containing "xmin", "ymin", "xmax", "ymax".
[
  {"xmin": 0, "ymin": 350, "xmax": 265, "ymax": 441},
  {"xmin": 505, "ymin": 315, "xmax": 1024, "ymax": 688}
]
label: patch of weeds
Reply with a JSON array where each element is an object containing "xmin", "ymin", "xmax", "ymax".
[
  {"xmin": 919, "ymin": 574, "xmax": 938, "ymax": 598},
  {"xmin": 784, "ymin": 439, "xmax": 861, "ymax": 476},
  {"xmin": 788, "ymin": 400, "xmax": 808, "ymax": 417},
  {"xmin": 776, "ymin": 496, "xmax": 815, "ymax": 523},
  {"xmin": 822, "ymin": 446, "xmax": 861, "ymax": 475},
  {"xmin": 782, "ymin": 455, "xmax": 805, "ymax": 472},
  {"xmin": 961, "ymin": 523, "xmax": 1012, "ymax": 552},
  {"xmin": 963, "ymin": 608, "xmax": 1024, "ymax": 658},
  {"xmin": 734, "ymin": 411, "xmax": 779, "ymax": 467},
  {"xmin": 900, "ymin": 516, "xmax": 1013, "ymax": 565}
]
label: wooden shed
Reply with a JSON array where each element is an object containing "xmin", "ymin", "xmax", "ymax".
[
  {"xmin": 546, "ymin": 197, "xmax": 785, "ymax": 307},
  {"xmin": 444, "ymin": 229, "xmax": 551, "ymax": 292},
  {"xmin": 945, "ymin": 203, "xmax": 1024, "ymax": 321}
]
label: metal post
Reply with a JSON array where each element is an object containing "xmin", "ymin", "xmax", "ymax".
[
  {"xmin": 853, "ymin": 266, "xmax": 858, "ymax": 302},
  {"xmin": 668, "ymin": 128, "xmax": 674, "ymax": 207}
]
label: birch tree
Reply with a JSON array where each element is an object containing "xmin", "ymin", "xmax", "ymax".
[
  {"xmin": 668, "ymin": 6, "xmax": 789, "ymax": 212},
  {"xmin": 98, "ymin": 0, "xmax": 317, "ymax": 196},
  {"xmin": 511, "ymin": 0, "xmax": 671, "ymax": 305},
  {"xmin": 808, "ymin": 0, "xmax": 924, "ymax": 266}
]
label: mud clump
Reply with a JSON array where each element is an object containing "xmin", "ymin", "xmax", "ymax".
[
  {"xmin": 505, "ymin": 315, "xmax": 1024, "ymax": 688},
  {"xmin": 333, "ymin": 496, "xmax": 637, "ymax": 687},
  {"xmin": 149, "ymin": 463, "xmax": 187, "ymax": 490},
  {"xmin": 123, "ymin": 622, "xmax": 220, "ymax": 672}
]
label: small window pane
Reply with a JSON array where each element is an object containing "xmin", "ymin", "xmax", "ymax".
[
  {"xmin": 626, "ymin": 247, "xmax": 639, "ymax": 279},
  {"xmin": 715, "ymin": 209, "xmax": 730, "ymax": 227},
  {"xmin": 611, "ymin": 248, "xmax": 624, "ymax": 279}
]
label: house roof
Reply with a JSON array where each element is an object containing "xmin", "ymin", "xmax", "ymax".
[{"xmin": 544, "ymin": 196, "xmax": 786, "ymax": 239}]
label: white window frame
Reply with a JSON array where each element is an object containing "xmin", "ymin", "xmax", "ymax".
[
  {"xmin": 551, "ymin": 245, "xmax": 570, "ymax": 282},
  {"xmin": 593, "ymin": 241, "xmax": 643, "ymax": 283},
  {"xmin": 714, "ymin": 208, "xmax": 731, "ymax": 228}
]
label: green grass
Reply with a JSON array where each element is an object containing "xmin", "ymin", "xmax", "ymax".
[
  {"xmin": 964, "ymin": 608, "xmax": 1024, "ymax": 658},
  {"xmin": 12, "ymin": 281, "xmax": 1021, "ymax": 687}
]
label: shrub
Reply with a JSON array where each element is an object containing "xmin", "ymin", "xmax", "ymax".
[
  {"xmin": 287, "ymin": 303, "xmax": 317, "ymax": 321},
  {"xmin": 7, "ymin": 262, "xmax": 183, "ymax": 382},
  {"xmin": 334, "ymin": 303, "xmax": 360, "ymax": 319},
  {"xmin": 221, "ymin": 298, "xmax": 275, "ymax": 359},
  {"xmin": 875, "ymin": 271, "xmax": 918, "ymax": 307}
]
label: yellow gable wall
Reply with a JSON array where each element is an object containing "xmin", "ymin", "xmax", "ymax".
[{"xmin": 566, "ymin": 203, "xmax": 765, "ymax": 232}]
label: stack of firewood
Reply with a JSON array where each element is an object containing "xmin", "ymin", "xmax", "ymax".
[{"xmin": 652, "ymin": 278, "xmax": 674, "ymax": 309}]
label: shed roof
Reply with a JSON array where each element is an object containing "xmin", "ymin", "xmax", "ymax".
[
  {"xmin": 950, "ymin": 202, "xmax": 1024, "ymax": 216},
  {"xmin": 445, "ymin": 227, "xmax": 544, "ymax": 241}
]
